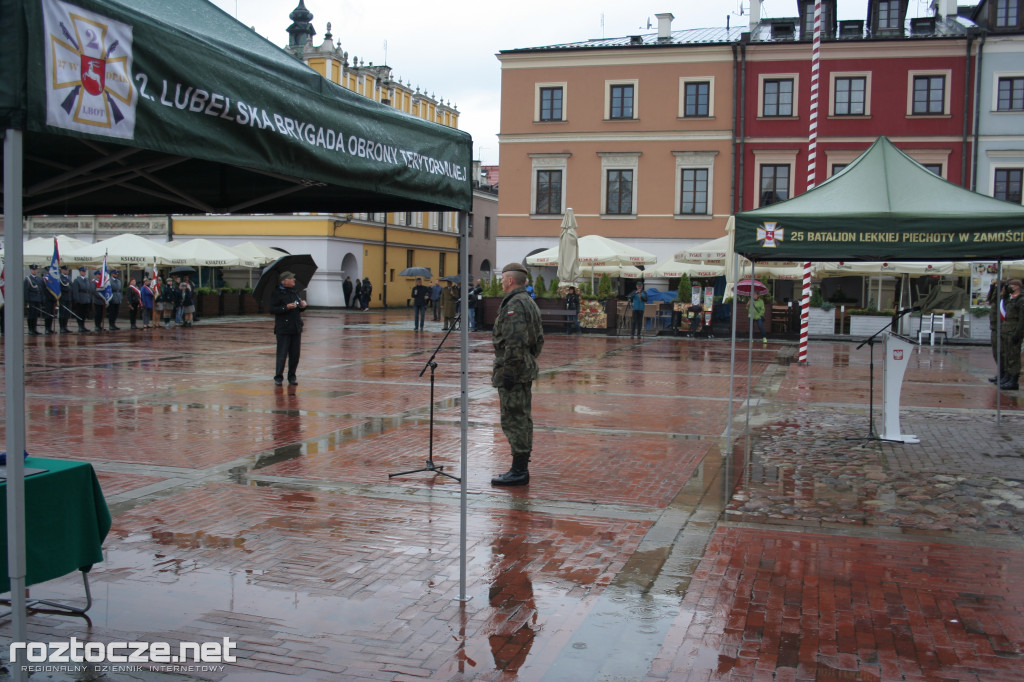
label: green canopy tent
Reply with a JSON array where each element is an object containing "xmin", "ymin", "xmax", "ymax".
[
  {"xmin": 735, "ymin": 137, "xmax": 1024, "ymax": 262},
  {"xmin": 727, "ymin": 137, "xmax": 1024, "ymax": 462},
  {"xmin": 3, "ymin": 0, "xmax": 472, "ymax": 664}
]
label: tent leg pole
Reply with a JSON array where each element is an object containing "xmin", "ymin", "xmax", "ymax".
[{"xmin": 5, "ymin": 128, "xmax": 30, "ymax": 682}]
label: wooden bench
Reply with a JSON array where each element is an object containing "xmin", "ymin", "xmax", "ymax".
[{"xmin": 540, "ymin": 309, "xmax": 579, "ymax": 333}]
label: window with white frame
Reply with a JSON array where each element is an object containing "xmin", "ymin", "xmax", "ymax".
[
  {"xmin": 673, "ymin": 151, "xmax": 716, "ymax": 217},
  {"xmin": 605, "ymin": 81, "xmax": 638, "ymax": 120},
  {"xmin": 679, "ymin": 78, "xmax": 713, "ymax": 118},
  {"xmin": 996, "ymin": 75, "xmax": 1024, "ymax": 111},
  {"xmin": 758, "ymin": 75, "xmax": 798, "ymax": 117},
  {"xmin": 535, "ymin": 83, "xmax": 566, "ymax": 122},
  {"xmin": 831, "ymin": 74, "xmax": 869, "ymax": 116},
  {"xmin": 905, "ymin": 149, "xmax": 951, "ymax": 178},
  {"xmin": 530, "ymin": 153, "xmax": 569, "ymax": 216},
  {"xmin": 599, "ymin": 152, "xmax": 640, "ymax": 217},
  {"xmin": 753, "ymin": 150, "xmax": 797, "ymax": 207},
  {"xmin": 995, "ymin": 168, "xmax": 1023, "ymax": 204},
  {"xmin": 908, "ymin": 71, "xmax": 950, "ymax": 115}
]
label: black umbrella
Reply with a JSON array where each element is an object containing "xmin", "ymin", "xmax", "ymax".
[
  {"xmin": 439, "ymin": 275, "xmax": 463, "ymax": 283},
  {"xmin": 398, "ymin": 266, "xmax": 432, "ymax": 278},
  {"xmin": 169, "ymin": 265, "xmax": 197, "ymax": 277},
  {"xmin": 253, "ymin": 254, "xmax": 318, "ymax": 308}
]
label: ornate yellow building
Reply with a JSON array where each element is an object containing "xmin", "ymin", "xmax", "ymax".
[{"xmin": 175, "ymin": 1, "xmax": 470, "ymax": 308}]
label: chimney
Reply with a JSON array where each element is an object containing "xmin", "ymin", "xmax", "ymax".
[
  {"xmin": 656, "ymin": 13, "xmax": 674, "ymax": 41},
  {"xmin": 932, "ymin": 0, "xmax": 958, "ymax": 18},
  {"xmin": 745, "ymin": 0, "xmax": 761, "ymax": 31}
]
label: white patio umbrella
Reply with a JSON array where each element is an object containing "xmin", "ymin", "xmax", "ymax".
[
  {"xmin": 646, "ymin": 259, "xmax": 725, "ymax": 279},
  {"xmin": 527, "ymin": 234, "xmax": 657, "ymax": 268},
  {"xmin": 556, "ymin": 208, "xmax": 580, "ymax": 285},
  {"xmin": 67, "ymin": 233, "xmax": 180, "ymax": 266},
  {"xmin": 814, "ymin": 261, "xmax": 955, "ymax": 276},
  {"xmin": 168, "ymin": 238, "xmax": 258, "ymax": 267},
  {"xmin": 231, "ymin": 241, "xmax": 288, "ymax": 266}
]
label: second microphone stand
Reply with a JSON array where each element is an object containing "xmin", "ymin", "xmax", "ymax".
[
  {"xmin": 846, "ymin": 308, "xmax": 915, "ymax": 443},
  {"xmin": 388, "ymin": 315, "xmax": 461, "ymax": 481}
]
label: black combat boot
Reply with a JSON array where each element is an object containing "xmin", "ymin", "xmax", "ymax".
[
  {"xmin": 491, "ymin": 453, "xmax": 530, "ymax": 486},
  {"xmin": 999, "ymin": 374, "xmax": 1019, "ymax": 390}
]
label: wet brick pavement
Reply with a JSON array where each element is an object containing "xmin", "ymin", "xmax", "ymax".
[{"xmin": 2, "ymin": 310, "xmax": 1023, "ymax": 681}]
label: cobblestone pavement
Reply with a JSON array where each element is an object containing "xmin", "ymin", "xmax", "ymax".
[{"xmin": 2, "ymin": 310, "xmax": 1022, "ymax": 681}]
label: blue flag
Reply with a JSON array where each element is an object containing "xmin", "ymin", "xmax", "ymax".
[
  {"xmin": 99, "ymin": 252, "xmax": 113, "ymax": 304},
  {"xmin": 44, "ymin": 238, "xmax": 62, "ymax": 300}
]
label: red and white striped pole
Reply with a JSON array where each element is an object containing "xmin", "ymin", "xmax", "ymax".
[{"xmin": 798, "ymin": 0, "xmax": 822, "ymax": 364}]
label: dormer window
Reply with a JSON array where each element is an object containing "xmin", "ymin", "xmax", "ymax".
[
  {"xmin": 772, "ymin": 21, "xmax": 796, "ymax": 40},
  {"xmin": 996, "ymin": 0, "xmax": 1020, "ymax": 28},
  {"xmin": 878, "ymin": 0, "xmax": 900, "ymax": 29},
  {"xmin": 801, "ymin": 2, "xmax": 831, "ymax": 38}
]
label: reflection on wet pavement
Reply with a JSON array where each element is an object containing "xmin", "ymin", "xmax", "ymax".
[{"xmin": 2, "ymin": 311, "xmax": 1022, "ymax": 680}]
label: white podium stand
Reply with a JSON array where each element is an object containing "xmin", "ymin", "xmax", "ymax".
[{"xmin": 878, "ymin": 332, "xmax": 919, "ymax": 444}]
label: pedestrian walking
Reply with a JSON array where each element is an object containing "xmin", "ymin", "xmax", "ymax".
[
  {"xmin": 490, "ymin": 262, "xmax": 544, "ymax": 487},
  {"xmin": 271, "ymin": 271, "xmax": 307, "ymax": 386},
  {"xmin": 998, "ymin": 279, "xmax": 1024, "ymax": 391},
  {"xmin": 343, "ymin": 276, "xmax": 353, "ymax": 309},
  {"xmin": 126, "ymin": 278, "xmax": 142, "ymax": 329},
  {"xmin": 628, "ymin": 282, "xmax": 647, "ymax": 339},
  {"xmin": 70, "ymin": 265, "xmax": 93, "ymax": 333},
  {"xmin": 565, "ymin": 286, "xmax": 581, "ymax": 334},
  {"xmin": 411, "ymin": 277, "xmax": 430, "ymax": 331},
  {"xmin": 24, "ymin": 263, "xmax": 44, "ymax": 335},
  {"xmin": 441, "ymin": 280, "xmax": 458, "ymax": 330},
  {"xmin": 468, "ymin": 278, "xmax": 483, "ymax": 332},
  {"xmin": 91, "ymin": 269, "xmax": 108, "ymax": 332},
  {"xmin": 140, "ymin": 278, "xmax": 155, "ymax": 328},
  {"xmin": 353, "ymin": 277, "xmax": 362, "ymax": 310},
  {"xmin": 361, "ymin": 277, "xmax": 373, "ymax": 310},
  {"xmin": 748, "ymin": 290, "xmax": 767, "ymax": 343},
  {"xmin": 430, "ymin": 280, "xmax": 442, "ymax": 320}
]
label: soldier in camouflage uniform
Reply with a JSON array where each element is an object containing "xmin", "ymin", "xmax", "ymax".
[
  {"xmin": 491, "ymin": 263, "xmax": 544, "ymax": 486},
  {"xmin": 999, "ymin": 279, "xmax": 1024, "ymax": 391}
]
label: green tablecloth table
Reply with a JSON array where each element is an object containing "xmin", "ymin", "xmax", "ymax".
[{"xmin": 2, "ymin": 457, "xmax": 111, "ymax": 594}]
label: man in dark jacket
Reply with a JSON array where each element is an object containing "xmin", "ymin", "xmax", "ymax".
[
  {"xmin": 107, "ymin": 269, "xmax": 123, "ymax": 330},
  {"xmin": 70, "ymin": 266, "xmax": 93, "ymax": 333},
  {"xmin": 57, "ymin": 265, "xmax": 72, "ymax": 333},
  {"xmin": 343, "ymin": 276, "xmax": 353, "ymax": 309},
  {"xmin": 271, "ymin": 271, "xmax": 307, "ymax": 386},
  {"xmin": 490, "ymin": 263, "xmax": 544, "ymax": 486},
  {"xmin": 24, "ymin": 264, "xmax": 44, "ymax": 335},
  {"xmin": 411, "ymin": 277, "xmax": 430, "ymax": 331},
  {"xmin": 361, "ymin": 277, "xmax": 372, "ymax": 310},
  {"xmin": 999, "ymin": 279, "xmax": 1024, "ymax": 391}
]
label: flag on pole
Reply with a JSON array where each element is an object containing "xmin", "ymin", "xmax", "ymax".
[
  {"xmin": 150, "ymin": 261, "xmax": 161, "ymax": 299},
  {"xmin": 99, "ymin": 252, "xmax": 113, "ymax": 303},
  {"xmin": 44, "ymin": 237, "xmax": 62, "ymax": 300}
]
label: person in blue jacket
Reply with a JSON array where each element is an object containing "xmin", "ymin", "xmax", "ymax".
[{"xmin": 628, "ymin": 282, "xmax": 648, "ymax": 339}]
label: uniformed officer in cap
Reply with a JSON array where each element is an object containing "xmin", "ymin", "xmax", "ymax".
[
  {"xmin": 57, "ymin": 264, "xmax": 72, "ymax": 333},
  {"xmin": 490, "ymin": 262, "xmax": 544, "ymax": 486},
  {"xmin": 70, "ymin": 265, "xmax": 93, "ymax": 333},
  {"xmin": 24, "ymin": 264, "xmax": 44, "ymax": 335}
]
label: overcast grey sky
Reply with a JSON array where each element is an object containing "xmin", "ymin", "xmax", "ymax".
[{"xmin": 211, "ymin": 1, "xmax": 934, "ymax": 165}]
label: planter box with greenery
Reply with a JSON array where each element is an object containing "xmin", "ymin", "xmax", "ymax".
[
  {"xmin": 241, "ymin": 289, "xmax": 260, "ymax": 314},
  {"xmin": 220, "ymin": 288, "xmax": 240, "ymax": 315},
  {"xmin": 196, "ymin": 288, "xmax": 219, "ymax": 317}
]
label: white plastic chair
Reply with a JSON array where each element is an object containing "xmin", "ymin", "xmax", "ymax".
[{"xmin": 918, "ymin": 313, "xmax": 947, "ymax": 346}]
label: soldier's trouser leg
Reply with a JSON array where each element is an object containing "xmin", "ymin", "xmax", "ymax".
[
  {"xmin": 498, "ymin": 383, "xmax": 533, "ymax": 456},
  {"xmin": 999, "ymin": 333, "xmax": 1021, "ymax": 387}
]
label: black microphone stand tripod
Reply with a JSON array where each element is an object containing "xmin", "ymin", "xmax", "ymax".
[
  {"xmin": 389, "ymin": 313, "xmax": 461, "ymax": 481},
  {"xmin": 846, "ymin": 308, "xmax": 917, "ymax": 443}
]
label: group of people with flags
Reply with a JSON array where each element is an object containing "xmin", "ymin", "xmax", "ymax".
[{"xmin": 5, "ymin": 239, "xmax": 192, "ymax": 336}]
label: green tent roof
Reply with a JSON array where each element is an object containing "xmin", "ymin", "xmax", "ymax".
[
  {"xmin": 1, "ymin": 0, "xmax": 472, "ymax": 214},
  {"xmin": 734, "ymin": 137, "xmax": 1024, "ymax": 262}
]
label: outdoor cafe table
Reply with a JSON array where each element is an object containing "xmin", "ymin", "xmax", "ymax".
[{"xmin": 1, "ymin": 457, "xmax": 111, "ymax": 595}]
